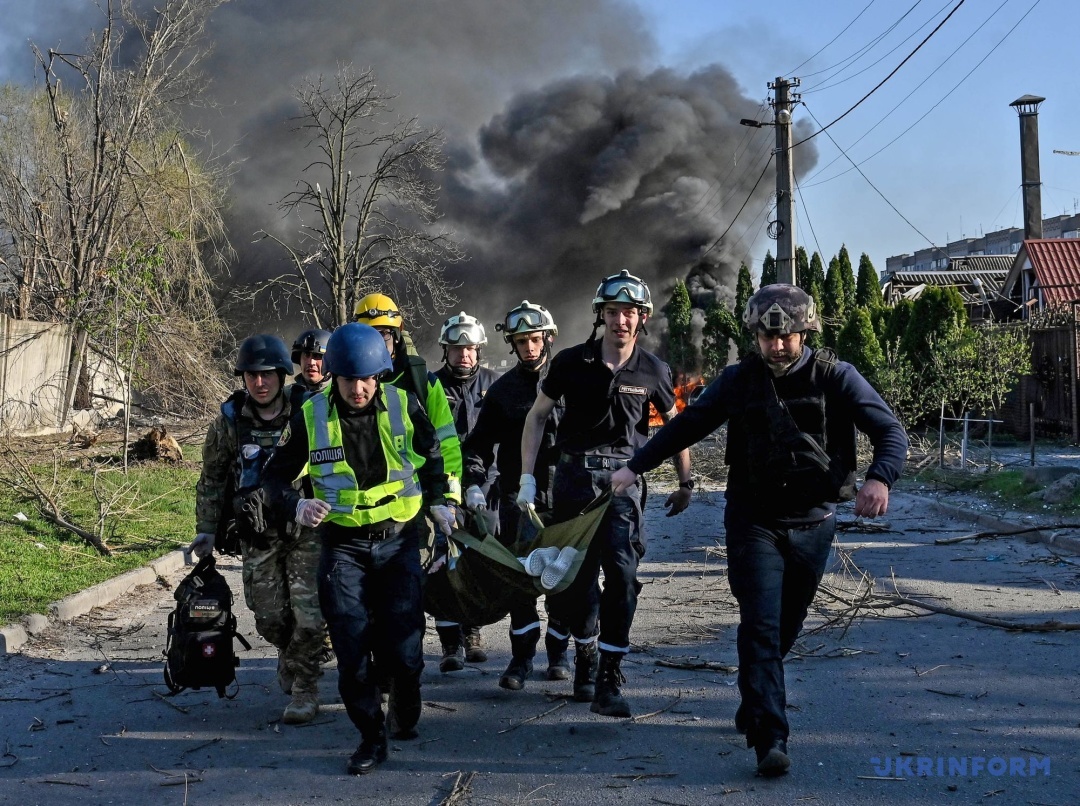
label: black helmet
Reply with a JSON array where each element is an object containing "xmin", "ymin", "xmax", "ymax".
[
  {"xmin": 291, "ymin": 328, "xmax": 333, "ymax": 365},
  {"xmin": 743, "ymin": 284, "xmax": 822, "ymax": 334},
  {"xmin": 234, "ymin": 334, "xmax": 293, "ymax": 376}
]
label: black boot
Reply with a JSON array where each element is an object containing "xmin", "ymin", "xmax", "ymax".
[
  {"xmin": 387, "ymin": 673, "xmax": 421, "ymax": 740},
  {"xmin": 755, "ymin": 739, "xmax": 791, "ymax": 777},
  {"xmin": 436, "ymin": 625, "xmax": 464, "ymax": 673},
  {"xmin": 463, "ymin": 626, "xmax": 487, "ymax": 663},
  {"xmin": 347, "ymin": 727, "xmax": 388, "ymax": 775},
  {"xmin": 572, "ymin": 641, "xmax": 598, "ymax": 703},
  {"xmin": 500, "ymin": 626, "xmax": 539, "ymax": 690},
  {"xmin": 545, "ymin": 632, "xmax": 571, "ymax": 681},
  {"xmin": 591, "ymin": 651, "xmax": 631, "ymax": 718}
]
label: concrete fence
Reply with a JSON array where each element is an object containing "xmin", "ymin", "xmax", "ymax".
[{"xmin": 0, "ymin": 314, "xmax": 124, "ymax": 435}]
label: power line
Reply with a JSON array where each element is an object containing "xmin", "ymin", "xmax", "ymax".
[
  {"xmin": 801, "ymin": 102, "xmax": 946, "ymax": 259},
  {"xmin": 800, "ymin": 0, "xmax": 1041, "ymax": 189},
  {"xmin": 794, "ymin": 172, "xmax": 825, "ymax": 271},
  {"xmin": 803, "ymin": 0, "xmax": 956, "ymax": 95},
  {"xmin": 798, "ymin": 0, "xmax": 927, "ymax": 83},
  {"xmin": 792, "ymin": 0, "xmax": 967, "ymax": 150},
  {"xmin": 701, "ymin": 153, "xmax": 775, "ymax": 258},
  {"xmin": 786, "ymin": 0, "xmax": 881, "ymax": 77}
]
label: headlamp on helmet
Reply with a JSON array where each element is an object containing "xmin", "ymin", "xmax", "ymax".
[
  {"xmin": 354, "ymin": 293, "xmax": 402, "ymax": 329},
  {"xmin": 592, "ymin": 270, "xmax": 653, "ymax": 315}
]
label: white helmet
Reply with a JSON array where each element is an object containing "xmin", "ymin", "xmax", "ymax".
[
  {"xmin": 496, "ymin": 300, "xmax": 558, "ymax": 343},
  {"xmin": 439, "ymin": 312, "xmax": 488, "ymax": 346}
]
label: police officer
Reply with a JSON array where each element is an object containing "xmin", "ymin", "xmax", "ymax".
[
  {"xmin": 520, "ymin": 271, "xmax": 693, "ymax": 718},
  {"xmin": 611, "ymin": 284, "xmax": 908, "ymax": 777},
  {"xmin": 291, "ymin": 328, "xmax": 333, "ymax": 395},
  {"xmin": 261, "ymin": 323, "xmax": 456, "ymax": 775},
  {"xmin": 431, "ymin": 312, "xmax": 500, "ymax": 670},
  {"xmin": 189, "ymin": 335, "xmax": 327, "ymax": 725},
  {"xmin": 462, "ymin": 301, "xmax": 573, "ymax": 690}
]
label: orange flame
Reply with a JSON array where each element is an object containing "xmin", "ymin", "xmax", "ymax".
[{"xmin": 649, "ymin": 373, "xmax": 703, "ymax": 427}]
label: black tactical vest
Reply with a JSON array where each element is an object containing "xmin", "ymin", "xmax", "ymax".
[{"xmin": 724, "ymin": 349, "xmax": 856, "ymax": 508}]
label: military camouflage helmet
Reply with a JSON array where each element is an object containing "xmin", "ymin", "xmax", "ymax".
[{"xmin": 742, "ymin": 284, "xmax": 822, "ymax": 334}]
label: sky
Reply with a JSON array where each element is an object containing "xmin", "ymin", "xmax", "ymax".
[
  {"xmin": 630, "ymin": 0, "xmax": 1080, "ymax": 274},
  {"xmin": 0, "ymin": 0, "xmax": 1076, "ymax": 339}
]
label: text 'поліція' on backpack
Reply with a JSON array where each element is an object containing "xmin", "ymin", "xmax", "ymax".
[{"xmin": 163, "ymin": 555, "xmax": 251, "ymax": 698}]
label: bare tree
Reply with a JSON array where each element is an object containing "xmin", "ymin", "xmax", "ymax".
[
  {"xmin": 259, "ymin": 66, "xmax": 463, "ymax": 329},
  {"xmin": 0, "ymin": 0, "xmax": 231, "ymax": 423}
]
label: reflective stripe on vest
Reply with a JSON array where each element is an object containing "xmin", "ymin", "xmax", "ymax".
[{"xmin": 304, "ymin": 386, "xmax": 424, "ymax": 526}]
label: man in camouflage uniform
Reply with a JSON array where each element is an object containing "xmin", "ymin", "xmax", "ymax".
[{"xmin": 189, "ymin": 334, "xmax": 327, "ymax": 724}]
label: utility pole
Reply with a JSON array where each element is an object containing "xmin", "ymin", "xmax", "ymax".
[{"xmin": 769, "ymin": 76, "xmax": 800, "ymax": 285}]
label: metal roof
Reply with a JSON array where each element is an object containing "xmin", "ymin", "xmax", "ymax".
[
  {"xmin": 883, "ymin": 267, "xmax": 1008, "ymax": 303},
  {"xmin": 1019, "ymin": 239, "xmax": 1080, "ymax": 306}
]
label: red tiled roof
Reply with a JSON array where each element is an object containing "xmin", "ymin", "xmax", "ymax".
[{"xmin": 1025, "ymin": 239, "xmax": 1080, "ymax": 305}]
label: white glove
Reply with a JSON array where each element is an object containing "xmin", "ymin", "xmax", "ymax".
[
  {"xmin": 429, "ymin": 504, "xmax": 455, "ymax": 537},
  {"xmin": 296, "ymin": 498, "xmax": 332, "ymax": 528},
  {"xmin": 465, "ymin": 485, "xmax": 487, "ymax": 512},
  {"xmin": 188, "ymin": 532, "xmax": 215, "ymax": 560},
  {"xmin": 516, "ymin": 473, "xmax": 537, "ymax": 510}
]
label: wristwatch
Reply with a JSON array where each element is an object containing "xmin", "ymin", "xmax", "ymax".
[{"xmin": 678, "ymin": 479, "xmax": 695, "ymax": 490}]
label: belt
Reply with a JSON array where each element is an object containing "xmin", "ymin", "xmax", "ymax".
[{"xmin": 560, "ymin": 453, "xmax": 628, "ymax": 471}]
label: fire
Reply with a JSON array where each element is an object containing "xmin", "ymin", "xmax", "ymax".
[{"xmin": 649, "ymin": 373, "xmax": 703, "ymax": 427}]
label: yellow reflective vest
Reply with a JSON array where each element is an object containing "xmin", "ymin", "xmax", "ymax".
[
  {"xmin": 388, "ymin": 359, "xmax": 462, "ymax": 503},
  {"xmin": 302, "ymin": 385, "xmax": 425, "ymax": 527}
]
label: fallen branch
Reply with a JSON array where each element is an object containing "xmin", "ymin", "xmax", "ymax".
[
  {"xmin": 497, "ymin": 700, "xmax": 567, "ymax": 734},
  {"xmin": 886, "ymin": 593, "xmax": 1080, "ymax": 632},
  {"xmin": 654, "ymin": 658, "xmax": 737, "ymax": 673},
  {"xmin": 439, "ymin": 770, "xmax": 476, "ymax": 806},
  {"xmin": 631, "ymin": 696, "xmax": 683, "ymax": 723}
]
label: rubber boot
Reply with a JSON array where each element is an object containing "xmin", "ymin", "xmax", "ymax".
[
  {"xmin": 463, "ymin": 626, "xmax": 487, "ymax": 663},
  {"xmin": 499, "ymin": 627, "xmax": 539, "ymax": 691},
  {"xmin": 436, "ymin": 624, "xmax": 464, "ymax": 673},
  {"xmin": 545, "ymin": 632, "xmax": 571, "ymax": 681},
  {"xmin": 572, "ymin": 641, "xmax": 599, "ymax": 703},
  {"xmin": 591, "ymin": 651, "xmax": 631, "ymax": 718}
]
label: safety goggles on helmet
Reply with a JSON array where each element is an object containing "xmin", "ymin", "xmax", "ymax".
[
  {"xmin": 439, "ymin": 312, "xmax": 487, "ymax": 346},
  {"xmin": 496, "ymin": 301, "xmax": 558, "ymax": 342},
  {"xmin": 592, "ymin": 270, "xmax": 653, "ymax": 314}
]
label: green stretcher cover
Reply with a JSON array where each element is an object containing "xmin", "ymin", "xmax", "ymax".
[{"xmin": 424, "ymin": 493, "xmax": 610, "ymax": 627}]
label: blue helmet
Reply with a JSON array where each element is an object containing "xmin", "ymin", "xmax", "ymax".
[{"xmin": 323, "ymin": 323, "xmax": 393, "ymax": 378}]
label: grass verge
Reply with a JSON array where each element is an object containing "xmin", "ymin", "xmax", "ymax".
[
  {"xmin": 0, "ymin": 459, "xmax": 198, "ymax": 626},
  {"xmin": 906, "ymin": 467, "xmax": 1080, "ymax": 514}
]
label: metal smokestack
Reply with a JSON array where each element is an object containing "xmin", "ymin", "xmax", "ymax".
[{"xmin": 1010, "ymin": 94, "xmax": 1045, "ymax": 241}]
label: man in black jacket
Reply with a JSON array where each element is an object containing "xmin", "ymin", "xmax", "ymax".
[
  {"xmin": 432, "ymin": 312, "xmax": 500, "ymax": 670},
  {"xmin": 462, "ymin": 301, "xmax": 570, "ymax": 690},
  {"xmin": 611, "ymin": 284, "xmax": 908, "ymax": 777}
]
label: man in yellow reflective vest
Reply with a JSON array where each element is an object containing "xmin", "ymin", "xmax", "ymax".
[{"xmin": 262, "ymin": 323, "xmax": 456, "ymax": 776}]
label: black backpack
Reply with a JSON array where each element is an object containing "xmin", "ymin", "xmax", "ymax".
[{"xmin": 163, "ymin": 556, "xmax": 251, "ymax": 698}]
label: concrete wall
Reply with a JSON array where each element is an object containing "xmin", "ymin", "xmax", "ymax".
[{"xmin": 0, "ymin": 315, "xmax": 124, "ymax": 435}]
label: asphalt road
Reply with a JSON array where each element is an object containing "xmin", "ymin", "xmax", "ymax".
[{"xmin": 1, "ymin": 483, "xmax": 1077, "ymax": 805}]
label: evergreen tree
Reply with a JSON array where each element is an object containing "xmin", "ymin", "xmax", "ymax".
[
  {"xmin": 663, "ymin": 279, "xmax": 697, "ymax": 374},
  {"xmin": 899, "ymin": 286, "xmax": 968, "ymax": 368},
  {"xmin": 821, "ymin": 254, "xmax": 846, "ymax": 347},
  {"xmin": 702, "ymin": 299, "xmax": 742, "ymax": 376},
  {"xmin": 838, "ymin": 244, "xmax": 857, "ymax": 310},
  {"xmin": 881, "ymin": 298, "xmax": 914, "ymax": 354},
  {"xmin": 855, "ymin": 252, "xmax": 884, "ymax": 309},
  {"xmin": 760, "ymin": 250, "xmax": 777, "ymax": 286},
  {"xmin": 795, "ymin": 246, "xmax": 810, "ymax": 290},
  {"xmin": 735, "ymin": 261, "xmax": 754, "ymax": 319},
  {"xmin": 808, "ymin": 251, "xmax": 826, "ymax": 297},
  {"xmin": 837, "ymin": 307, "xmax": 884, "ymax": 383}
]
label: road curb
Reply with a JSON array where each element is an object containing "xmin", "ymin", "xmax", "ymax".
[
  {"xmin": 0, "ymin": 549, "xmax": 188, "ymax": 656},
  {"xmin": 915, "ymin": 495, "xmax": 1080, "ymax": 555}
]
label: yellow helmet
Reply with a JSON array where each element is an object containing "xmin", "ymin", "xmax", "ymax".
[{"xmin": 354, "ymin": 293, "xmax": 403, "ymax": 329}]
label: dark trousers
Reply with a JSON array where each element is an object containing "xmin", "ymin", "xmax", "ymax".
[
  {"xmin": 724, "ymin": 511, "xmax": 836, "ymax": 747},
  {"xmin": 546, "ymin": 461, "xmax": 641, "ymax": 652},
  {"xmin": 318, "ymin": 524, "xmax": 425, "ymax": 740}
]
